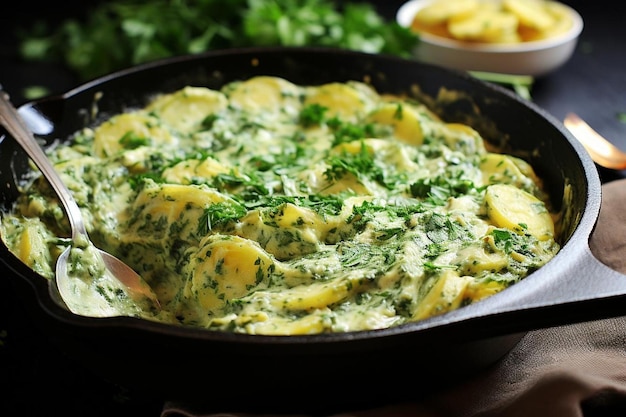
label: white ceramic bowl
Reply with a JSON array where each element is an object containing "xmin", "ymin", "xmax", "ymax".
[{"xmin": 396, "ymin": 0, "xmax": 583, "ymax": 76}]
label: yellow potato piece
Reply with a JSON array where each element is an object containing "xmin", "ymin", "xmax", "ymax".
[
  {"xmin": 125, "ymin": 182, "xmax": 230, "ymax": 244},
  {"xmin": 304, "ymin": 82, "xmax": 373, "ymax": 122},
  {"xmin": 145, "ymin": 86, "xmax": 228, "ymax": 133},
  {"xmin": 413, "ymin": 270, "xmax": 470, "ymax": 320},
  {"xmin": 455, "ymin": 246, "xmax": 509, "ymax": 274},
  {"xmin": 266, "ymin": 276, "xmax": 368, "ymax": 311},
  {"xmin": 448, "ymin": 9, "xmax": 520, "ymax": 42},
  {"xmin": 411, "ymin": 0, "xmax": 570, "ymax": 44},
  {"xmin": 465, "ymin": 280, "xmax": 507, "ymax": 302},
  {"xmin": 509, "ymin": 155, "xmax": 542, "ymax": 185},
  {"xmin": 17, "ymin": 223, "xmax": 51, "ymax": 274},
  {"xmin": 241, "ymin": 312, "xmax": 328, "ymax": 335},
  {"xmin": 367, "ymin": 103, "xmax": 424, "ymax": 145},
  {"xmin": 275, "ymin": 203, "xmax": 320, "ymax": 230},
  {"xmin": 185, "ymin": 235, "xmax": 274, "ymax": 312},
  {"xmin": 503, "ymin": 0, "xmax": 555, "ymax": 31},
  {"xmin": 134, "ymin": 183, "xmax": 228, "ymax": 218},
  {"xmin": 259, "ymin": 203, "xmax": 326, "ymax": 259},
  {"xmin": 329, "ymin": 138, "xmax": 376, "ymax": 156},
  {"xmin": 414, "ymin": 0, "xmax": 480, "ymax": 25},
  {"xmin": 162, "ymin": 157, "xmax": 231, "ymax": 184},
  {"xmin": 319, "ymin": 174, "xmax": 372, "ymax": 196},
  {"xmin": 539, "ymin": 2, "xmax": 574, "ymax": 39},
  {"xmin": 93, "ymin": 113, "xmax": 173, "ymax": 157},
  {"xmin": 485, "ymin": 183, "xmax": 554, "ymax": 240},
  {"xmin": 226, "ymin": 76, "xmax": 301, "ymax": 116},
  {"xmin": 442, "ymin": 122, "xmax": 486, "ymax": 152},
  {"xmin": 480, "ymin": 153, "xmax": 525, "ymax": 186}
]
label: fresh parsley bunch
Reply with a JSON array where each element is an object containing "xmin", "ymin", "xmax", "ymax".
[{"xmin": 18, "ymin": 0, "xmax": 419, "ymax": 82}]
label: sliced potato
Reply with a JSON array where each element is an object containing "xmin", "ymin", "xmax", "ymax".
[
  {"xmin": 265, "ymin": 276, "xmax": 367, "ymax": 311},
  {"xmin": 503, "ymin": 0, "xmax": 555, "ymax": 31},
  {"xmin": 162, "ymin": 157, "xmax": 231, "ymax": 184},
  {"xmin": 124, "ymin": 182, "xmax": 231, "ymax": 244},
  {"xmin": 465, "ymin": 279, "xmax": 507, "ymax": 302},
  {"xmin": 413, "ymin": 270, "xmax": 470, "ymax": 320},
  {"xmin": 413, "ymin": 0, "xmax": 480, "ymax": 25},
  {"xmin": 410, "ymin": 0, "xmax": 572, "ymax": 44},
  {"xmin": 367, "ymin": 102, "xmax": 424, "ymax": 145},
  {"xmin": 442, "ymin": 122, "xmax": 486, "ymax": 153},
  {"xmin": 455, "ymin": 245, "xmax": 509, "ymax": 274},
  {"xmin": 539, "ymin": 2, "xmax": 575, "ymax": 39},
  {"xmin": 480, "ymin": 153, "xmax": 525, "ymax": 186},
  {"xmin": 225, "ymin": 76, "xmax": 301, "ymax": 117},
  {"xmin": 184, "ymin": 235, "xmax": 274, "ymax": 312},
  {"xmin": 448, "ymin": 8, "xmax": 520, "ymax": 43},
  {"xmin": 145, "ymin": 86, "xmax": 228, "ymax": 133},
  {"xmin": 304, "ymin": 82, "xmax": 374, "ymax": 122},
  {"xmin": 93, "ymin": 112, "xmax": 173, "ymax": 157},
  {"xmin": 17, "ymin": 222, "xmax": 53, "ymax": 275},
  {"xmin": 237, "ymin": 311, "xmax": 329, "ymax": 335},
  {"xmin": 485, "ymin": 183, "xmax": 554, "ymax": 240}
]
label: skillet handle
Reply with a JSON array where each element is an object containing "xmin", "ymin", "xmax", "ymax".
[
  {"xmin": 567, "ymin": 246, "xmax": 626, "ymax": 299},
  {"xmin": 495, "ymin": 243, "xmax": 626, "ymax": 327}
]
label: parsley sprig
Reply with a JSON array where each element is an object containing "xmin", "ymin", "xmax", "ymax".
[
  {"xmin": 409, "ymin": 174, "xmax": 479, "ymax": 205},
  {"xmin": 324, "ymin": 140, "xmax": 386, "ymax": 187}
]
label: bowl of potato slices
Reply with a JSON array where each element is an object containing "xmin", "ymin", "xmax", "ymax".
[{"xmin": 397, "ymin": 0, "xmax": 583, "ymax": 76}]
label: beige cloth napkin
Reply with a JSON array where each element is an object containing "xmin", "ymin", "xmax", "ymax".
[{"xmin": 163, "ymin": 179, "xmax": 626, "ymax": 417}]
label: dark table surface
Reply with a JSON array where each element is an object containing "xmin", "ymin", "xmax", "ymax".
[{"xmin": 1, "ymin": 1, "xmax": 625, "ymax": 416}]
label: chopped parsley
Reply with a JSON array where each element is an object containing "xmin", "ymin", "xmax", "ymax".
[
  {"xmin": 17, "ymin": 0, "xmax": 419, "ymax": 83},
  {"xmin": 198, "ymin": 201, "xmax": 248, "ymax": 234}
]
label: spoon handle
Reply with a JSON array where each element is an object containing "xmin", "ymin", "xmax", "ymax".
[
  {"xmin": 564, "ymin": 113, "xmax": 626, "ymax": 171},
  {"xmin": 0, "ymin": 89, "xmax": 89, "ymax": 239}
]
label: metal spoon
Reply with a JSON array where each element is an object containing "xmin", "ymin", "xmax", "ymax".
[
  {"xmin": 0, "ymin": 89, "xmax": 160, "ymax": 313},
  {"xmin": 564, "ymin": 112, "xmax": 626, "ymax": 171}
]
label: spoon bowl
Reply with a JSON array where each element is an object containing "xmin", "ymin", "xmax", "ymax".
[
  {"xmin": 55, "ymin": 245, "xmax": 160, "ymax": 314},
  {"xmin": 0, "ymin": 88, "xmax": 160, "ymax": 314}
]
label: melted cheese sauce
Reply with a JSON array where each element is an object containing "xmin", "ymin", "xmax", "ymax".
[{"xmin": 0, "ymin": 76, "xmax": 560, "ymax": 334}]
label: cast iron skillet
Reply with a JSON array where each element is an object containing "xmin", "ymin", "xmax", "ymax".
[{"xmin": 2, "ymin": 47, "xmax": 626, "ymax": 413}]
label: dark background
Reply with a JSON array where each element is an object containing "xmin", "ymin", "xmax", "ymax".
[{"xmin": 1, "ymin": 1, "xmax": 625, "ymax": 415}]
